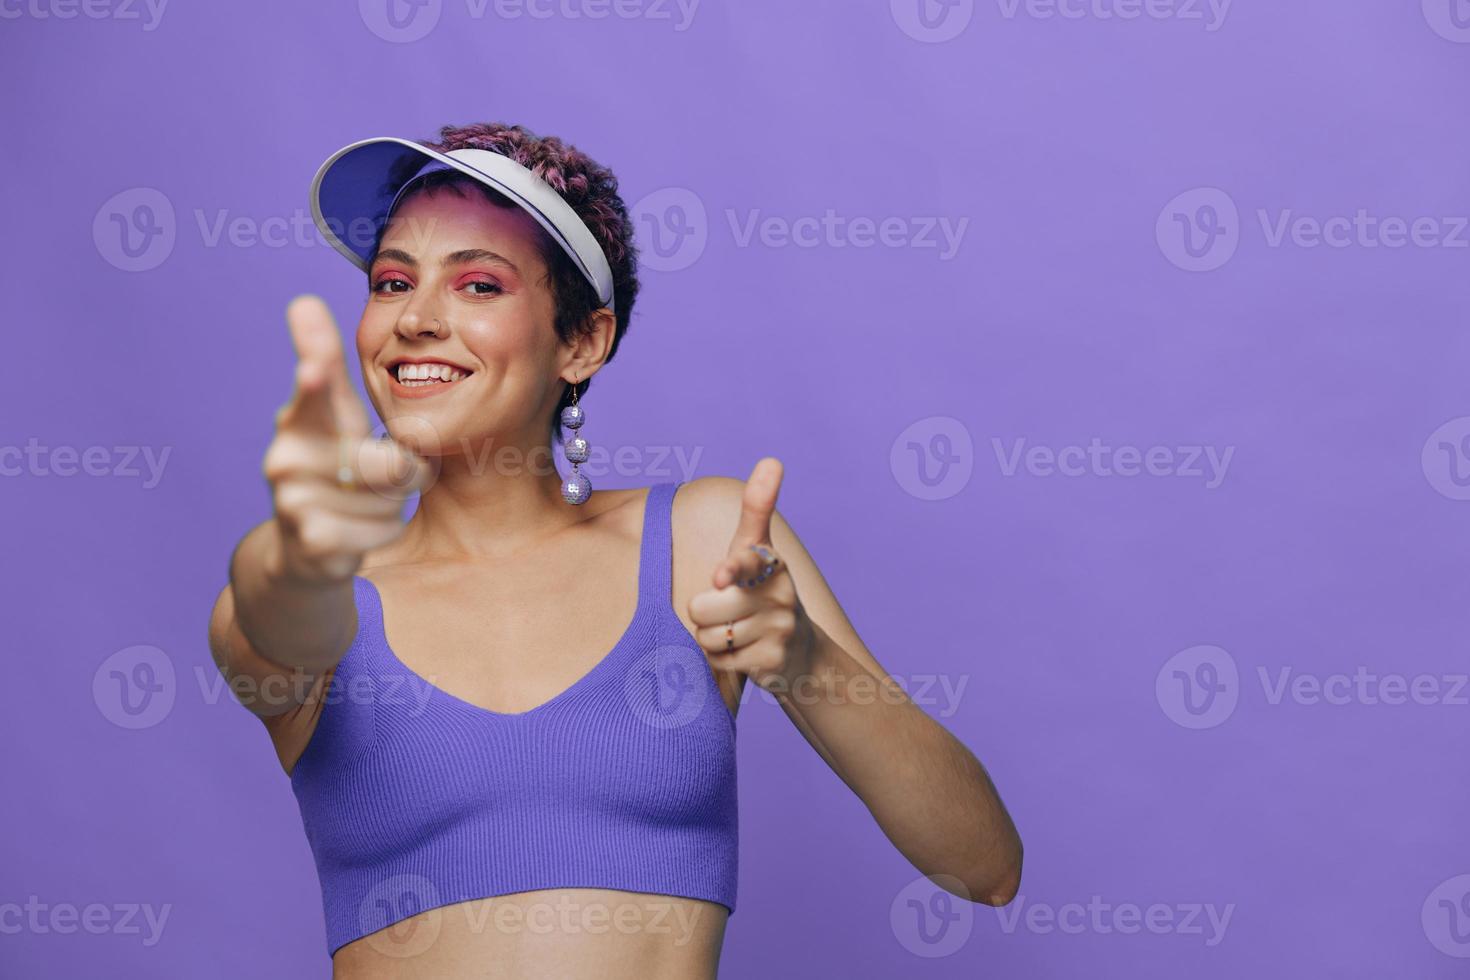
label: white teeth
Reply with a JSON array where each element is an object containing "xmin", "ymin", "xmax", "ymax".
[{"xmin": 396, "ymin": 362, "xmax": 468, "ymax": 384}]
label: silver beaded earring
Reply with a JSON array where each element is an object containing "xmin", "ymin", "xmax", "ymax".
[{"xmin": 560, "ymin": 374, "xmax": 591, "ymax": 505}]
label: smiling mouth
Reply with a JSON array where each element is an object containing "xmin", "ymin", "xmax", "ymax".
[{"xmin": 389, "ymin": 362, "xmax": 473, "ymax": 388}]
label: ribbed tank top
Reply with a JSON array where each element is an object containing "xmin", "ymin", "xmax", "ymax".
[{"xmin": 288, "ymin": 481, "xmax": 739, "ymax": 956}]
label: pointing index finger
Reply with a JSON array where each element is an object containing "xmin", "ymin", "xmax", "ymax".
[{"xmin": 283, "ymin": 294, "xmax": 373, "ymax": 439}]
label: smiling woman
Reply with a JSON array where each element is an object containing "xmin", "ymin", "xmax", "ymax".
[
  {"xmin": 207, "ymin": 121, "xmax": 1022, "ymax": 978},
  {"xmin": 314, "ymin": 124, "xmax": 640, "ymax": 454}
]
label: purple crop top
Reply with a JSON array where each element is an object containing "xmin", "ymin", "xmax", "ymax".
[{"xmin": 287, "ymin": 481, "xmax": 739, "ymax": 955}]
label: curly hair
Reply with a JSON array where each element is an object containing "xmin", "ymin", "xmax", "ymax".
[{"xmin": 373, "ymin": 122, "xmax": 641, "ymax": 446}]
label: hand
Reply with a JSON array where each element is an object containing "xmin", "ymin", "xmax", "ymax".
[
  {"xmin": 261, "ymin": 295, "xmax": 431, "ymax": 585},
  {"xmin": 688, "ymin": 458, "xmax": 818, "ymax": 691}
]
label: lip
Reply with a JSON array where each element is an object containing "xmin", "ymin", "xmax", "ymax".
[{"xmin": 384, "ymin": 357, "xmax": 475, "ymax": 399}]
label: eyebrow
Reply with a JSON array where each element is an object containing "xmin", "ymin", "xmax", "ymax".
[{"xmin": 371, "ymin": 248, "xmax": 520, "ymax": 274}]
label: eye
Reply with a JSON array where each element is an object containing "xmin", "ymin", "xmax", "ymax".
[
  {"xmin": 372, "ymin": 275, "xmax": 412, "ymax": 294},
  {"xmin": 463, "ymin": 280, "xmax": 504, "ymax": 297}
]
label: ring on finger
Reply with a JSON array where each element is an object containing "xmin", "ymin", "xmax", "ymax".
[
  {"xmin": 741, "ymin": 544, "xmax": 781, "ymax": 587},
  {"xmin": 724, "ymin": 620, "xmax": 735, "ymax": 652}
]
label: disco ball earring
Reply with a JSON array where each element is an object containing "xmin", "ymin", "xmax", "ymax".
[{"xmin": 560, "ymin": 374, "xmax": 591, "ymax": 505}]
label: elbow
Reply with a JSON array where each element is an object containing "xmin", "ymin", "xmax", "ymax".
[
  {"xmin": 966, "ymin": 836, "xmax": 1023, "ymax": 907},
  {"xmin": 905, "ymin": 832, "xmax": 1023, "ymax": 906},
  {"xmin": 977, "ymin": 861, "xmax": 1022, "ymax": 907}
]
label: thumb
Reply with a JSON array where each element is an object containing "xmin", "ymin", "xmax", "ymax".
[{"xmin": 727, "ymin": 457, "xmax": 783, "ymax": 553}]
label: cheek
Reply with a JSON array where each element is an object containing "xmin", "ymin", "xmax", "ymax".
[
  {"xmin": 462, "ymin": 309, "xmax": 552, "ymax": 366},
  {"xmin": 356, "ymin": 315, "xmax": 392, "ymax": 359}
]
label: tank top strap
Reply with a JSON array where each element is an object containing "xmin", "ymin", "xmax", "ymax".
[{"xmin": 637, "ymin": 480, "xmax": 681, "ymax": 615}]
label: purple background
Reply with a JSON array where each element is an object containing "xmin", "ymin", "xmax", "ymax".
[{"xmin": 5, "ymin": 0, "xmax": 1468, "ymax": 976}]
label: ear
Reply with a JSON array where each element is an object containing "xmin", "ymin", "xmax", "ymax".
[{"xmin": 562, "ymin": 307, "xmax": 618, "ymax": 384}]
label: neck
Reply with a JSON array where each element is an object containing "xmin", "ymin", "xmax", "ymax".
[{"xmin": 392, "ymin": 433, "xmax": 595, "ymax": 564}]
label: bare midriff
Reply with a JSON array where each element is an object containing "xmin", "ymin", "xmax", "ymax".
[{"xmin": 330, "ymin": 887, "xmax": 728, "ymax": 980}]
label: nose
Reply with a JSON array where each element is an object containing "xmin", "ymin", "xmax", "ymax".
[{"xmin": 396, "ymin": 299, "xmax": 448, "ymax": 340}]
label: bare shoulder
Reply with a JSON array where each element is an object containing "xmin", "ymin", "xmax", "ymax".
[
  {"xmin": 667, "ymin": 477, "xmax": 742, "ymax": 609},
  {"xmin": 667, "ymin": 478, "xmax": 751, "ymax": 713},
  {"xmin": 670, "ymin": 476, "xmax": 749, "ymax": 543},
  {"xmin": 669, "ymin": 474, "xmax": 794, "ymax": 574},
  {"xmin": 670, "ymin": 474, "xmax": 804, "ymax": 569}
]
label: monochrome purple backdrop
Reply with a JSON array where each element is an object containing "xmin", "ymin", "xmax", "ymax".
[{"xmin": 3, "ymin": 1, "xmax": 1467, "ymax": 976}]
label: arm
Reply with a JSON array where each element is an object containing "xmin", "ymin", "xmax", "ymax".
[
  {"xmin": 683, "ymin": 463, "xmax": 1022, "ymax": 906},
  {"xmin": 208, "ymin": 296, "xmax": 430, "ymax": 727},
  {"xmin": 208, "ymin": 518, "xmax": 357, "ymax": 719}
]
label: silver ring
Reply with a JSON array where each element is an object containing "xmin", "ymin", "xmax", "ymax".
[{"xmin": 745, "ymin": 544, "xmax": 780, "ymax": 586}]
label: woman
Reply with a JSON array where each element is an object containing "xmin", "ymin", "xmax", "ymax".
[{"xmin": 208, "ymin": 122, "xmax": 1021, "ymax": 978}]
